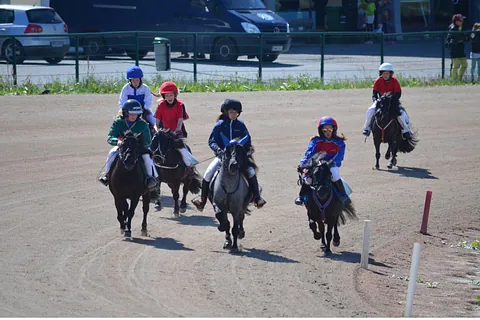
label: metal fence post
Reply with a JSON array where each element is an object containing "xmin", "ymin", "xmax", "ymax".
[
  {"xmin": 135, "ymin": 32, "xmax": 139, "ymax": 66},
  {"xmin": 320, "ymin": 33, "xmax": 325, "ymax": 81},
  {"xmin": 441, "ymin": 31, "xmax": 446, "ymax": 79},
  {"xmin": 11, "ymin": 36, "xmax": 17, "ymax": 86},
  {"xmin": 258, "ymin": 33, "xmax": 263, "ymax": 81},
  {"xmin": 193, "ymin": 33, "xmax": 198, "ymax": 83},
  {"xmin": 380, "ymin": 32, "xmax": 384, "ymax": 64},
  {"xmin": 75, "ymin": 35, "xmax": 80, "ymax": 83}
]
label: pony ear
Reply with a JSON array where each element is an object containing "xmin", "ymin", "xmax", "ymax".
[
  {"xmin": 238, "ymin": 135, "xmax": 250, "ymax": 146},
  {"xmin": 220, "ymin": 132, "xmax": 230, "ymax": 146}
]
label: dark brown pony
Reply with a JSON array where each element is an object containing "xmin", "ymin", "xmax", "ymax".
[
  {"xmin": 151, "ymin": 129, "xmax": 201, "ymax": 216},
  {"xmin": 108, "ymin": 131, "xmax": 151, "ymax": 237},
  {"xmin": 371, "ymin": 92, "xmax": 418, "ymax": 169},
  {"xmin": 301, "ymin": 153, "xmax": 357, "ymax": 255}
]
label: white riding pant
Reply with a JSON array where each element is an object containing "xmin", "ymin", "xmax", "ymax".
[
  {"xmin": 104, "ymin": 146, "xmax": 158, "ymax": 177},
  {"xmin": 178, "ymin": 148, "xmax": 199, "ymax": 167},
  {"xmin": 203, "ymin": 157, "xmax": 255, "ymax": 182},
  {"xmin": 363, "ymin": 102, "xmax": 410, "ymax": 133}
]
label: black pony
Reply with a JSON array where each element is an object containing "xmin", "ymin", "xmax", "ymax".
[
  {"xmin": 108, "ymin": 131, "xmax": 151, "ymax": 237},
  {"xmin": 301, "ymin": 152, "xmax": 357, "ymax": 255},
  {"xmin": 371, "ymin": 92, "xmax": 418, "ymax": 169},
  {"xmin": 151, "ymin": 129, "xmax": 201, "ymax": 216}
]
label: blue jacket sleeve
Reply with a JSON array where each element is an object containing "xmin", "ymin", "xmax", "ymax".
[
  {"xmin": 299, "ymin": 139, "xmax": 318, "ymax": 166},
  {"xmin": 333, "ymin": 139, "xmax": 346, "ymax": 167},
  {"xmin": 208, "ymin": 121, "xmax": 223, "ymax": 155},
  {"xmin": 239, "ymin": 122, "xmax": 252, "ymax": 150}
]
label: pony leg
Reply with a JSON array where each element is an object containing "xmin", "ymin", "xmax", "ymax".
[
  {"xmin": 215, "ymin": 209, "xmax": 229, "ymax": 232},
  {"xmin": 238, "ymin": 213, "xmax": 245, "ymax": 239},
  {"xmin": 231, "ymin": 218, "xmax": 240, "ymax": 253},
  {"xmin": 388, "ymin": 141, "xmax": 398, "ymax": 169},
  {"xmin": 154, "ymin": 182, "xmax": 162, "ymax": 209},
  {"xmin": 385, "ymin": 144, "xmax": 391, "ymax": 160},
  {"xmin": 223, "ymin": 214, "xmax": 232, "ymax": 249},
  {"xmin": 374, "ymin": 139, "xmax": 381, "ymax": 169},
  {"xmin": 115, "ymin": 197, "xmax": 127, "ymax": 234},
  {"xmin": 141, "ymin": 193, "xmax": 150, "ymax": 236},
  {"xmin": 333, "ymin": 220, "xmax": 341, "ymax": 247},
  {"xmin": 319, "ymin": 222, "xmax": 327, "ymax": 251},
  {"xmin": 179, "ymin": 180, "xmax": 190, "ymax": 213},
  {"xmin": 125, "ymin": 197, "xmax": 140, "ymax": 237},
  {"xmin": 309, "ymin": 218, "xmax": 321, "ymax": 240},
  {"xmin": 325, "ymin": 222, "xmax": 334, "ymax": 255},
  {"xmin": 169, "ymin": 182, "xmax": 181, "ymax": 217}
]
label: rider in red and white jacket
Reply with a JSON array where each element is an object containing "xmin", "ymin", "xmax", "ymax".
[{"xmin": 362, "ymin": 63, "xmax": 412, "ymax": 139}]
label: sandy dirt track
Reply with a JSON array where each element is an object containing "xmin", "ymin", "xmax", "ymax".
[{"xmin": 0, "ymin": 87, "xmax": 479, "ymax": 317}]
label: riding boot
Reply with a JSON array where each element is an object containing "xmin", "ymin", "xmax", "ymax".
[
  {"xmin": 333, "ymin": 180, "xmax": 351, "ymax": 207},
  {"xmin": 295, "ymin": 184, "xmax": 309, "ymax": 206},
  {"xmin": 142, "ymin": 154, "xmax": 158, "ymax": 189},
  {"xmin": 192, "ymin": 179, "xmax": 210, "ymax": 212},
  {"xmin": 248, "ymin": 175, "xmax": 266, "ymax": 208}
]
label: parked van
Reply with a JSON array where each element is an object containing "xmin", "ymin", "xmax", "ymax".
[{"xmin": 50, "ymin": 0, "xmax": 291, "ymax": 62}]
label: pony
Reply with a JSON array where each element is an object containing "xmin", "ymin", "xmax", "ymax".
[
  {"xmin": 151, "ymin": 128, "xmax": 201, "ymax": 216},
  {"xmin": 301, "ymin": 152, "xmax": 357, "ymax": 255},
  {"xmin": 371, "ymin": 92, "xmax": 418, "ymax": 169},
  {"xmin": 108, "ymin": 131, "xmax": 151, "ymax": 237},
  {"xmin": 210, "ymin": 134, "xmax": 256, "ymax": 253}
]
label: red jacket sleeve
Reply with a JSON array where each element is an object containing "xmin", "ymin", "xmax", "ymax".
[
  {"xmin": 373, "ymin": 77, "xmax": 381, "ymax": 91},
  {"xmin": 154, "ymin": 102, "xmax": 163, "ymax": 120},
  {"xmin": 393, "ymin": 77, "xmax": 402, "ymax": 93}
]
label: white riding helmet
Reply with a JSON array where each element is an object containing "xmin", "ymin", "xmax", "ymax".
[{"xmin": 379, "ymin": 62, "xmax": 394, "ymax": 73}]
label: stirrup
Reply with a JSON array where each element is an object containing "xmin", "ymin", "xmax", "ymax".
[
  {"xmin": 254, "ymin": 197, "xmax": 266, "ymax": 208},
  {"xmin": 362, "ymin": 129, "xmax": 370, "ymax": 137},
  {"xmin": 98, "ymin": 176, "xmax": 108, "ymax": 186},
  {"xmin": 294, "ymin": 196, "xmax": 304, "ymax": 206}
]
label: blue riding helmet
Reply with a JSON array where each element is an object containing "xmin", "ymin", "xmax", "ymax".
[{"xmin": 126, "ymin": 65, "xmax": 144, "ymax": 80}]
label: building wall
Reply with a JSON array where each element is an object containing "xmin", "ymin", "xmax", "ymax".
[{"xmin": 8, "ymin": 0, "xmax": 49, "ymax": 5}]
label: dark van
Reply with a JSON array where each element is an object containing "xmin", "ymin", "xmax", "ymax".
[{"xmin": 50, "ymin": 0, "xmax": 291, "ymax": 62}]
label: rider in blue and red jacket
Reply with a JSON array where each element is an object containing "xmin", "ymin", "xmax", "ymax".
[{"xmin": 295, "ymin": 116, "xmax": 351, "ymax": 206}]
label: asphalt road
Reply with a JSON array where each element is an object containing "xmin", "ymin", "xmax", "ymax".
[{"xmin": 0, "ymin": 39, "xmax": 461, "ymax": 85}]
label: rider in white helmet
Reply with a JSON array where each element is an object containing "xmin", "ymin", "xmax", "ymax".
[{"xmin": 362, "ymin": 62, "xmax": 412, "ymax": 139}]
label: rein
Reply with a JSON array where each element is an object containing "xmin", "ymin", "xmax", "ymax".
[{"xmin": 311, "ymin": 186, "xmax": 333, "ymax": 224}]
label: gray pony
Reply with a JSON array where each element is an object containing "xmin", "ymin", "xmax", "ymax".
[{"xmin": 210, "ymin": 134, "xmax": 257, "ymax": 253}]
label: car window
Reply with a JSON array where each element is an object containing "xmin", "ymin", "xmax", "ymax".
[
  {"xmin": 0, "ymin": 9, "xmax": 15, "ymax": 24},
  {"xmin": 26, "ymin": 8, "xmax": 63, "ymax": 24}
]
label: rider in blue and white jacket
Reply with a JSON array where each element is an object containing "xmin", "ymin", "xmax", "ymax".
[
  {"xmin": 192, "ymin": 99, "xmax": 266, "ymax": 212},
  {"xmin": 118, "ymin": 66, "xmax": 156, "ymax": 128}
]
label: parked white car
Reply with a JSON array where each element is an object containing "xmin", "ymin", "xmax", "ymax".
[{"xmin": 0, "ymin": 5, "xmax": 70, "ymax": 64}]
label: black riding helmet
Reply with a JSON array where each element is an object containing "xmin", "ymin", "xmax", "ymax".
[
  {"xmin": 220, "ymin": 98, "xmax": 242, "ymax": 114},
  {"xmin": 122, "ymin": 99, "xmax": 143, "ymax": 117}
]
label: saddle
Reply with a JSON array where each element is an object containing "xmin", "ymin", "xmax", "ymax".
[{"xmin": 208, "ymin": 170, "xmax": 254, "ymax": 206}]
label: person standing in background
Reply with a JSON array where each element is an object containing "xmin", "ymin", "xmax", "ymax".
[
  {"xmin": 313, "ymin": 0, "xmax": 329, "ymax": 31},
  {"xmin": 470, "ymin": 23, "xmax": 480, "ymax": 82},
  {"xmin": 446, "ymin": 14, "xmax": 470, "ymax": 80}
]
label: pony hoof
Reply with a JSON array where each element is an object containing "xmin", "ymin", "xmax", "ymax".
[
  {"xmin": 333, "ymin": 239, "xmax": 340, "ymax": 247},
  {"xmin": 375, "ymin": 165, "xmax": 380, "ymax": 170},
  {"xmin": 324, "ymin": 250, "xmax": 332, "ymax": 256},
  {"xmin": 155, "ymin": 200, "xmax": 162, "ymax": 210},
  {"xmin": 313, "ymin": 233, "xmax": 321, "ymax": 240},
  {"xmin": 217, "ymin": 223, "xmax": 228, "ymax": 232},
  {"xmin": 238, "ymin": 229, "xmax": 245, "ymax": 239},
  {"xmin": 172, "ymin": 211, "xmax": 180, "ymax": 218},
  {"xmin": 385, "ymin": 153, "xmax": 391, "ymax": 160},
  {"xmin": 141, "ymin": 230, "xmax": 148, "ymax": 237},
  {"xmin": 179, "ymin": 204, "xmax": 187, "ymax": 214},
  {"xmin": 124, "ymin": 230, "xmax": 132, "ymax": 238},
  {"xmin": 223, "ymin": 241, "xmax": 232, "ymax": 249},
  {"xmin": 229, "ymin": 247, "xmax": 240, "ymax": 254},
  {"xmin": 387, "ymin": 164, "xmax": 393, "ymax": 169}
]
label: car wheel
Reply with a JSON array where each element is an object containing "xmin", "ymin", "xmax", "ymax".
[
  {"xmin": 2, "ymin": 40, "xmax": 25, "ymax": 64},
  {"xmin": 211, "ymin": 38, "xmax": 238, "ymax": 63},
  {"xmin": 82, "ymin": 37, "xmax": 105, "ymax": 59},
  {"xmin": 258, "ymin": 54, "xmax": 279, "ymax": 63},
  {"xmin": 125, "ymin": 50, "xmax": 148, "ymax": 60},
  {"xmin": 44, "ymin": 57, "xmax": 63, "ymax": 65}
]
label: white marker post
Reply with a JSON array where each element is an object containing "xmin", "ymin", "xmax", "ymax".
[
  {"xmin": 404, "ymin": 243, "xmax": 421, "ymax": 317},
  {"xmin": 360, "ymin": 220, "xmax": 371, "ymax": 269}
]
